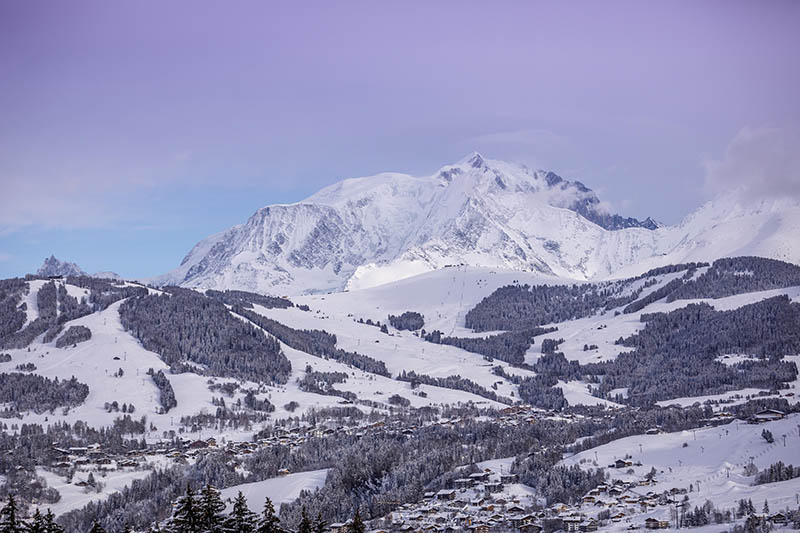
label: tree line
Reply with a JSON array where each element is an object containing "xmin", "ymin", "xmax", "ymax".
[
  {"xmin": 119, "ymin": 289, "xmax": 291, "ymax": 385},
  {"xmin": 234, "ymin": 307, "xmax": 389, "ymax": 377}
]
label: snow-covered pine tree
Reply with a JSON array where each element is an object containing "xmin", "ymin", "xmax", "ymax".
[
  {"xmin": 199, "ymin": 484, "xmax": 226, "ymax": 533},
  {"xmin": 169, "ymin": 485, "xmax": 202, "ymax": 533},
  {"xmin": 26, "ymin": 510, "xmax": 45, "ymax": 533},
  {"xmin": 43, "ymin": 509, "xmax": 64, "ymax": 533},
  {"xmin": 0, "ymin": 495, "xmax": 20, "ymax": 533},
  {"xmin": 224, "ymin": 492, "xmax": 257, "ymax": 533},
  {"xmin": 297, "ymin": 508, "xmax": 312, "ymax": 533},
  {"xmin": 255, "ymin": 497, "xmax": 280, "ymax": 533},
  {"xmin": 348, "ymin": 509, "xmax": 365, "ymax": 533},
  {"xmin": 312, "ymin": 512, "xmax": 325, "ymax": 533}
]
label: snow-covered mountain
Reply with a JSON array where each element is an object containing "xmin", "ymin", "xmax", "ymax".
[
  {"xmin": 35, "ymin": 255, "xmax": 121, "ymax": 280},
  {"xmin": 37, "ymin": 255, "xmax": 87, "ymax": 277},
  {"xmin": 152, "ymin": 153, "xmax": 800, "ymax": 294}
]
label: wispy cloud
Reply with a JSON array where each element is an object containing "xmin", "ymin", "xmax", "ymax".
[
  {"xmin": 0, "ymin": 175, "xmax": 128, "ymax": 232},
  {"xmin": 703, "ymin": 126, "xmax": 800, "ymax": 202}
]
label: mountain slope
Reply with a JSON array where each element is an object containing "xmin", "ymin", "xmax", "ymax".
[
  {"xmin": 153, "ymin": 154, "xmax": 663, "ymax": 293},
  {"xmin": 152, "ymin": 153, "xmax": 800, "ymax": 294}
]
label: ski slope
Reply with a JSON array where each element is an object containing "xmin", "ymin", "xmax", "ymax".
[
  {"xmin": 219, "ymin": 469, "xmax": 329, "ymax": 514},
  {"xmin": 0, "ymin": 279, "xmax": 510, "ymax": 442}
]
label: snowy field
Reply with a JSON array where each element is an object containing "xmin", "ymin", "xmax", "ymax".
[
  {"xmin": 219, "ymin": 469, "xmax": 329, "ymax": 514},
  {"xmin": 34, "ymin": 467, "xmax": 153, "ymax": 516}
]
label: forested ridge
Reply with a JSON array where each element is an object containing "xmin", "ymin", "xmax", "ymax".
[
  {"xmin": 119, "ymin": 289, "xmax": 291, "ymax": 384},
  {"xmin": 0, "ymin": 373, "xmax": 89, "ymax": 414},
  {"xmin": 466, "ymin": 257, "xmax": 800, "ymax": 331},
  {"xmin": 587, "ymin": 296, "xmax": 800, "ymax": 405},
  {"xmin": 234, "ymin": 307, "xmax": 390, "ymax": 377}
]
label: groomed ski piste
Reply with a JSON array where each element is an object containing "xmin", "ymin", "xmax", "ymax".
[{"xmin": 219, "ymin": 469, "xmax": 330, "ymax": 515}]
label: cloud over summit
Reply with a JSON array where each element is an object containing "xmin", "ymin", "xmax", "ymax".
[{"xmin": 704, "ymin": 127, "xmax": 800, "ymax": 203}]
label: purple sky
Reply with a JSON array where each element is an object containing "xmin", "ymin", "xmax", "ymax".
[{"xmin": 1, "ymin": 1, "xmax": 799, "ymax": 278}]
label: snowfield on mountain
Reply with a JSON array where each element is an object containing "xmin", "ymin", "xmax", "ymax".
[{"xmin": 150, "ymin": 153, "xmax": 800, "ymax": 295}]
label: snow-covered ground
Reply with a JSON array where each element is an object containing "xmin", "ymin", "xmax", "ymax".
[
  {"xmin": 295, "ymin": 265, "xmax": 568, "ymax": 336},
  {"xmin": 20, "ymin": 279, "xmax": 47, "ymax": 328},
  {"xmin": 3, "ymin": 271, "xmax": 800, "ymax": 524},
  {"xmin": 34, "ymin": 467, "xmax": 153, "ymax": 516},
  {"xmin": 5, "ymin": 270, "xmax": 799, "ymax": 434},
  {"xmin": 219, "ymin": 469, "xmax": 329, "ymax": 514},
  {"xmin": 563, "ymin": 414, "xmax": 800, "ymax": 521},
  {"xmin": 1, "ymin": 279, "xmax": 510, "ymax": 442},
  {"xmin": 557, "ymin": 380, "xmax": 623, "ymax": 408}
]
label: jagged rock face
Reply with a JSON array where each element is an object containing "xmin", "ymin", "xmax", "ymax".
[
  {"xmin": 152, "ymin": 153, "xmax": 800, "ymax": 294},
  {"xmin": 35, "ymin": 256, "xmax": 121, "ymax": 280},
  {"xmin": 36, "ymin": 255, "xmax": 86, "ymax": 277}
]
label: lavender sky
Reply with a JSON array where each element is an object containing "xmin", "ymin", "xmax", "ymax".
[{"xmin": 1, "ymin": 1, "xmax": 799, "ymax": 278}]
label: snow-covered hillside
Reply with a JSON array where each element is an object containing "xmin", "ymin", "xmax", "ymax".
[
  {"xmin": 562, "ymin": 414, "xmax": 800, "ymax": 528},
  {"xmin": 3, "ymin": 262, "xmax": 800, "ymax": 530},
  {"xmin": 0, "ymin": 278, "xmax": 516, "ymax": 441},
  {"xmin": 5, "ymin": 262, "xmax": 800, "ymax": 437},
  {"xmin": 150, "ymin": 153, "xmax": 800, "ymax": 295}
]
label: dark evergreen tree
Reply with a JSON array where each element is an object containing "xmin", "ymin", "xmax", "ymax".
[
  {"xmin": 297, "ymin": 508, "xmax": 312, "ymax": 533},
  {"xmin": 0, "ymin": 373, "xmax": 89, "ymax": 414},
  {"xmin": 224, "ymin": 492, "xmax": 257, "ymax": 533},
  {"xmin": 0, "ymin": 495, "xmax": 20, "ymax": 533},
  {"xmin": 256, "ymin": 498, "xmax": 280, "ymax": 533},
  {"xmin": 119, "ymin": 290, "xmax": 291, "ymax": 384},
  {"xmin": 348, "ymin": 509, "xmax": 364, "ymax": 533},
  {"xmin": 396, "ymin": 370, "xmax": 510, "ymax": 404},
  {"xmin": 199, "ymin": 484, "xmax": 225, "ymax": 533},
  {"xmin": 55, "ymin": 325, "xmax": 92, "ymax": 348},
  {"xmin": 312, "ymin": 513, "xmax": 325, "ymax": 533},
  {"xmin": 387, "ymin": 312, "xmax": 424, "ymax": 331},
  {"xmin": 42, "ymin": 510, "xmax": 63, "ymax": 533},
  {"xmin": 89, "ymin": 521, "xmax": 106, "ymax": 533},
  {"xmin": 169, "ymin": 486, "xmax": 201, "ymax": 533},
  {"xmin": 754, "ymin": 461, "xmax": 800, "ymax": 484},
  {"xmin": 27, "ymin": 510, "xmax": 45, "ymax": 533}
]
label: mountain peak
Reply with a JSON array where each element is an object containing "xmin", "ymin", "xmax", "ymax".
[
  {"xmin": 36, "ymin": 255, "xmax": 86, "ymax": 277},
  {"xmin": 34, "ymin": 255, "xmax": 121, "ymax": 280},
  {"xmin": 459, "ymin": 151, "xmax": 487, "ymax": 169},
  {"xmin": 153, "ymin": 152, "xmax": 800, "ymax": 295}
]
